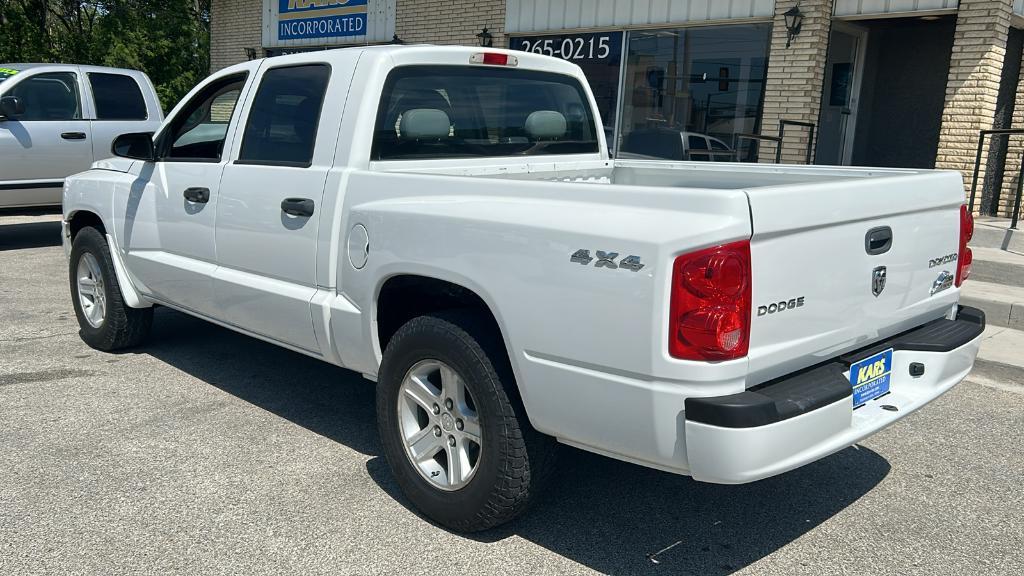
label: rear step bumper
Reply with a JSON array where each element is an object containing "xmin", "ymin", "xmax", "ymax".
[{"xmin": 685, "ymin": 306, "xmax": 985, "ymax": 484}]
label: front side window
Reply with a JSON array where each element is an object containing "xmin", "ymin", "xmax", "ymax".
[
  {"xmin": 161, "ymin": 73, "xmax": 246, "ymax": 162},
  {"xmin": 237, "ymin": 64, "xmax": 331, "ymax": 167},
  {"xmin": 89, "ymin": 73, "xmax": 147, "ymax": 120},
  {"xmin": 9, "ymin": 72, "xmax": 81, "ymax": 121},
  {"xmin": 372, "ymin": 66, "xmax": 599, "ymax": 161}
]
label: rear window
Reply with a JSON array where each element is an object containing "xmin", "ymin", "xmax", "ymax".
[
  {"xmin": 88, "ymin": 73, "xmax": 148, "ymax": 120},
  {"xmin": 237, "ymin": 64, "xmax": 331, "ymax": 167},
  {"xmin": 372, "ymin": 66, "xmax": 599, "ymax": 161}
]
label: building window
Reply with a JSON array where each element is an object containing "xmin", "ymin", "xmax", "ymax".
[{"xmin": 618, "ymin": 24, "xmax": 771, "ymax": 161}]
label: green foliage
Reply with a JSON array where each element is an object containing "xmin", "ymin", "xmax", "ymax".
[{"xmin": 0, "ymin": 0, "xmax": 210, "ymax": 111}]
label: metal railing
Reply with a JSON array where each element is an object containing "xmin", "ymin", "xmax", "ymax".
[
  {"xmin": 968, "ymin": 128, "xmax": 1024, "ymax": 230},
  {"xmin": 731, "ymin": 120, "xmax": 817, "ymax": 164},
  {"xmin": 777, "ymin": 120, "xmax": 817, "ymax": 165},
  {"xmin": 733, "ymin": 133, "xmax": 781, "ymax": 163}
]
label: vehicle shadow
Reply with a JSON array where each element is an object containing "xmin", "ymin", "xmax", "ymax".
[
  {"xmin": 0, "ymin": 219, "xmax": 62, "ymax": 251},
  {"xmin": 140, "ymin": 307, "xmax": 890, "ymax": 575},
  {"xmin": 138, "ymin": 307, "xmax": 380, "ymax": 456},
  {"xmin": 368, "ymin": 436, "xmax": 890, "ymax": 575}
]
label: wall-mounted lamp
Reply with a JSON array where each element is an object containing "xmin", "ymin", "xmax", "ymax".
[
  {"xmin": 476, "ymin": 26, "xmax": 493, "ymax": 47},
  {"xmin": 244, "ymin": 47, "xmax": 260, "ymax": 60},
  {"xmin": 783, "ymin": 4, "xmax": 804, "ymax": 48}
]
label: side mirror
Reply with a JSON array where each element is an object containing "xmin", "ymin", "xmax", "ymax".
[
  {"xmin": 0, "ymin": 95, "xmax": 25, "ymax": 120},
  {"xmin": 112, "ymin": 132, "xmax": 156, "ymax": 161}
]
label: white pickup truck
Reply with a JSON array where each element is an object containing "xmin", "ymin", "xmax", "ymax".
[{"xmin": 61, "ymin": 46, "xmax": 983, "ymax": 532}]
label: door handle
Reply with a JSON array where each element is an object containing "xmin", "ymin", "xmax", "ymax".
[
  {"xmin": 61, "ymin": 132, "xmax": 87, "ymax": 140},
  {"xmin": 865, "ymin": 226, "xmax": 893, "ymax": 255},
  {"xmin": 281, "ymin": 197, "xmax": 315, "ymax": 217},
  {"xmin": 183, "ymin": 187, "xmax": 210, "ymax": 203}
]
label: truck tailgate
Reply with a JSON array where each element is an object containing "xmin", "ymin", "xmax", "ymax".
[{"xmin": 745, "ymin": 170, "xmax": 966, "ymax": 385}]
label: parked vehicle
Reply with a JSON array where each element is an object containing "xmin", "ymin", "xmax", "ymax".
[
  {"xmin": 61, "ymin": 46, "xmax": 983, "ymax": 532},
  {"xmin": 620, "ymin": 128, "xmax": 735, "ymax": 161},
  {"xmin": 0, "ymin": 64, "xmax": 162, "ymax": 208}
]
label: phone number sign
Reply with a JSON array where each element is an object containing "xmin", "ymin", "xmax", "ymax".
[
  {"xmin": 510, "ymin": 32, "xmax": 623, "ymax": 64},
  {"xmin": 277, "ymin": 0, "xmax": 368, "ymax": 41}
]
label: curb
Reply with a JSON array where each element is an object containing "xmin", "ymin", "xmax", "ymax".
[{"xmin": 960, "ymin": 295, "xmax": 1024, "ymax": 329}]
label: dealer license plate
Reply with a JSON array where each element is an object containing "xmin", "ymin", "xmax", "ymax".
[{"xmin": 849, "ymin": 348, "xmax": 893, "ymax": 407}]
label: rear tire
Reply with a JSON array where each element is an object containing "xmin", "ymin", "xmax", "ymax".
[
  {"xmin": 376, "ymin": 311, "xmax": 555, "ymax": 532},
  {"xmin": 69, "ymin": 226, "xmax": 152, "ymax": 351}
]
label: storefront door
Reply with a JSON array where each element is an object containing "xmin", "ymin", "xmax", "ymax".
[{"xmin": 817, "ymin": 22, "xmax": 867, "ymax": 166}]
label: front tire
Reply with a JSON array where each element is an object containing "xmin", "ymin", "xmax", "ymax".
[
  {"xmin": 376, "ymin": 312, "xmax": 554, "ymax": 532},
  {"xmin": 69, "ymin": 226, "xmax": 152, "ymax": 351}
]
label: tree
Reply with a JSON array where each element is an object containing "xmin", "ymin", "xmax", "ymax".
[{"xmin": 0, "ymin": 0, "xmax": 210, "ymax": 111}]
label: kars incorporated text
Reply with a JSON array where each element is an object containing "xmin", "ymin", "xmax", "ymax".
[{"xmin": 279, "ymin": 15, "xmax": 366, "ymax": 39}]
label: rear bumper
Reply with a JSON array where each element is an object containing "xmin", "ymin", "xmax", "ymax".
[{"xmin": 685, "ymin": 306, "xmax": 984, "ymax": 483}]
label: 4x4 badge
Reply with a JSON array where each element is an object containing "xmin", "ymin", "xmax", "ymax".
[
  {"xmin": 872, "ymin": 266, "xmax": 887, "ymax": 297},
  {"xmin": 570, "ymin": 249, "xmax": 644, "ymax": 272}
]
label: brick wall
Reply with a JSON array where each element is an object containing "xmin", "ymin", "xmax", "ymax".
[
  {"xmin": 394, "ymin": 0, "xmax": 504, "ymax": 47},
  {"xmin": 210, "ymin": 0, "xmax": 262, "ymax": 72},
  {"xmin": 210, "ymin": 1, "xmax": 503, "ymax": 73},
  {"xmin": 934, "ymin": 0, "xmax": 1015, "ymax": 213},
  {"xmin": 760, "ymin": 0, "xmax": 834, "ymax": 164}
]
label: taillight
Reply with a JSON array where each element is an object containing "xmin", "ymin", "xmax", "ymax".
[
  {"xmin": 956, "ymin": 204, "xmax": 973, "ymax": 287},
  {"xmin": 669, "ymin": 241, "xmax": 752, "ymax": 361}
]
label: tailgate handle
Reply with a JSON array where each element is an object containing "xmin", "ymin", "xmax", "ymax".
[{"xmin": 865, "ymin": 226, "xmax": 893, "ymax": 255}]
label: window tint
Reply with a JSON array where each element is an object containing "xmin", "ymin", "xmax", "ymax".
[
  {"xmin": 162, "ymin": 74, "xmax": 246, "ymax": 161},
  {"xmin": 372, "ymin": 66, "xmax": 599, "ymax": 161},
  {"xmin": 89, "ymin": 73, "xmax": 147, "ymax": 120},
  {"xmin": 237, "ymin": 64, "xmax": 331, "ymax": 167},
  {"xmin": 710, "ymin": 139, "xmax": 729, "ymax": 151},
  {"xmin": 620, "ymin": 129, "xmax": 683, "ymax": 160},
  {"xmin": 9, "ymin": 72, "xmax": 81, "ymax": 121}
]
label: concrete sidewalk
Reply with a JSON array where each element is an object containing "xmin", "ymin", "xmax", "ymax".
[
  {"xmin": 973, "ymin": 325, "xmax": 1024, "ymax": 387},
  {"xmin": 972, "ymin": 216, "xmax": 1022, "ymax": 253},
  {"xmin": 961, "ymin": 245, "xmax": 1024, "ymax": 329}
]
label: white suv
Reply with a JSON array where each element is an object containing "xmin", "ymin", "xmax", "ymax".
[{"xmin": 0, "ymin": 64, "xmax": 162, "ymax": 208}]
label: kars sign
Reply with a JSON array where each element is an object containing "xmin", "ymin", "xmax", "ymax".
[
  {"xmin": 278, "ymin": 0, "xmax": 367, "ymax": 40},
  {"xmin": 263, "ymin": 0, "xmax": 395, "ymax": 48}
]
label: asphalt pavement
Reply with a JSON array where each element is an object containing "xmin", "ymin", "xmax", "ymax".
[{"xmin": 1, "ymin": 210, "xmax": 1023, "ymax": 575}]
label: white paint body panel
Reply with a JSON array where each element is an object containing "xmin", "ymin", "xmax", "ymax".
[
  {"xmin": 0, "ymin": 64, "xmax": 162, "ymax": 208},
  {"xmin": 62, "ymin": 46, "xmax": 978, "ymax": 483}
]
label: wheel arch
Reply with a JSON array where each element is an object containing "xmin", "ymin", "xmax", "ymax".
[
  {"xmin": 375, "ymin": 273, "xmax": 509, "ymax": 358},
  {"xmin": 67, "ymin": 209, "xmax": 106, "ymax": 240}
]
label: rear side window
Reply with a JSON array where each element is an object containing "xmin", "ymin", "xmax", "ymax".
[
  {"xmin": 237, "ymin": 64, "xmax": 331, "ymax": 167},
  {"xmin": 88, "ymin": 73, "xmax": 147, "ymax": 120},
  {"xmin": 372, "ymin": 65, "xmax": 599, "ymax": 161}
]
